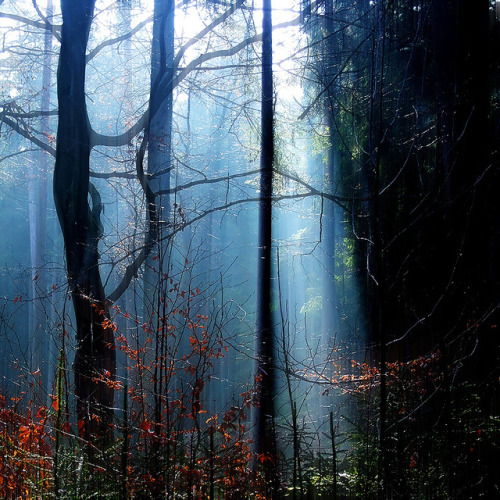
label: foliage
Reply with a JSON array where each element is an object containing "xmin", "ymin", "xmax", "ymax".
[
  {"xmin": 0, "ymin": 276, "xmax": 271, "ymax": 498},
  {"xmin": 0, "ymin": 394, "xmax": 52, "ymax": 499}
]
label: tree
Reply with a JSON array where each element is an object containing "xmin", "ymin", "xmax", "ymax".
[
  {"xmin": 54, "ymin": 0, "xmax": 115, "ymax": 442},
  {"xmin": 255, "ymin": 0, "xmax": 277, "ymax": 488}
]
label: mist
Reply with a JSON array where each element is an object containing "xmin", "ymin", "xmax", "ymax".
[{"xmin": 0, "ymin": 0, "xmax": 498, "ymax": 498}]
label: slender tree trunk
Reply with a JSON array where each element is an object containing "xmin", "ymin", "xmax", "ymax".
[
  {"xmin": 144, "ymin": 0, "xmax": 175, "ymax": 320},
  {"xmin": 367, "ymin": 1, "xmax": 388, "ymax": 497},
  {"xmin": 321, "ymin": 0, "xmax": 337, "ymax": 343},
  {"xmin": 28, "ymin": 0, "xmax": 53, "ymax": 405},
  {"xmin": 255, "ymin": 0, "xmax": 277, "ymax": 494}
]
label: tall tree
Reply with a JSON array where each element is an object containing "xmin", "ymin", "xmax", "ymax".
[
  {"xmin": 143, "ymin": 0, "xmax": 175, "ymax": 321},
  {"xmin": 320, "ymin": 0, "xmax": 338, "ymax": 343},
  {"xmin": 255, "ymin": 0, "xmax": 277, "ymax": 494},
  {"xmin": 54, "ymin": 0, "xmax": 115, "ymax": 442},
  {"xmin": 29, "ymin": 0, "xmax": 54, "ymax": 405}
]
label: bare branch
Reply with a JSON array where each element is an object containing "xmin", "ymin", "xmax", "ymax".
[
  {"xmin": 90, "ymin": 111, "xmax": 148, "ymax": 147},
  {"xmin": 157, "ymin": 168, "xmax": 261, "ymax": 196},
  {"xmin": 1, "ymin": 109, "xmax": 57, "ymax": 119},
  {"xmin": 298, "ymin": 34, "xmax": 370, "ymax": 121},
  {"xmin": 0, "ymin": 12, "xmax": 61, "ymax": 40},
  {"xmin": 86, "ymin": 16, "xmax": 153, "ymax": 63},
  {"xmin": 174, "ymin": 16, "xmax": 301, "ymax": 89},
  {"xmin": 0, "ymin": 114, "xmax": 55, "ymax": 156},
  {"xmin": 89, "ymin": 170, "xmax": 136, "ymax": 179},
  {"xmin": 31, "ymin": 0, "xmax": 60, "ymax": 41},
  {"xmin": 173, "ymin": 0, "xmax": 245, "ymax": 68}
]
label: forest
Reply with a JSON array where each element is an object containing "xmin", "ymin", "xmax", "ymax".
[{"xmin": 0, "ymin": 0, "xmax": 499, "ymax": 498}]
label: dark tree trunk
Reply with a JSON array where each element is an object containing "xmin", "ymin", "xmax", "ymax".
[
  {"xmin": 143, "ymin": 0, "xmax": 175, "ymax": 321},
  {"xmin": 54, "ymin": 0, "xmax": 115, "ymax": 443},
  {"xmin": 321, "ymin": 0, "xmax": 337, "ymax": 343},
  {"xmin": 255, "ymin": 0, "xmax": 277, "ymax": 492}
]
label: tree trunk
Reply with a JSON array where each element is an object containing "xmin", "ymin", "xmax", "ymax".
[
  {"xmin": 28, "ymin": 0, "xmax": 53, "ymax": 405},
  {"xmin": 321, "ymin": 0, "xmax": 337, "ymax": 343},
  {"xmin": 255, "ymin": 0, "xmax": 277, "ymax": 494},
  {"xmin": 143, "ymin": 0, "xmax": 175, "ymax": 321},
  {"xmin": 54, "ymin": 0, "xmax": 115, "ymax": 443}
]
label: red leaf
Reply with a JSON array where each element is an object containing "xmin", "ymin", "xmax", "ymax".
[{"xmin": 78, "ymin": 420, "xmax": 85, "ymax": 437}]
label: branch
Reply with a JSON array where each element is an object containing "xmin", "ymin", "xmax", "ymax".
[
  {"xmin": 89, "ymin": 170, "xmax": 136, "ymax": 179},
  {"xmin": 0, "ymin": 12, "xmax": 61, "ymax": 41},
  {"xmin": 157, "ymin": 168, "xmax": 261, "ymax": 196},
  {"xmin": 107, "ymin": 245, "xmax": 149, "ymax": 303},
  {"xmin": 108, "ymin": 188, "xmax": 347, "ymax": 303},
  {"xmin": 0, "ymin": 148, "xmax": 39, "ymax": 164},
  {"xmin": 0, "ymin": 114, "xmax": 55, "ymax": 156},
  {"xmin": 166, "ymin": 192, "xmax": 348, "ymax": 243},
  {"xmin": 173, "ymin": 0, "xmax": 245, "ymax": 68},
  {"xmin": 173, "ymin": 16, "xmax": 301, "ymax": 89},
  {"xmin": 90, "ymin": 111, "xmax": 148, "ymax": 147},
  {"xmin": 2, "ymin": 109, "xmax": 58, "ymax": 119},
  {"xmin": 31, "ymin": 0, "xmax": 60, "ymax": 41},
  {"xmin": 297, "ymin": 34, "xmax": 370, "ymax": 121},
  {"xmin": 108, "ymin": 119, "xmax": 158, "ymax": 302},
  {"xmin": 86, "ymin": 16, "xmax": 153, "ymax": 63},
  {"xmin": 90, "ymin": 13, "xmax": 301, "ymax": 147}
]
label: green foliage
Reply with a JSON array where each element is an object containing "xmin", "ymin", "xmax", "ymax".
[{"xmin": 299, "ymin": 295, "xmax": 321, "ymax": 315}]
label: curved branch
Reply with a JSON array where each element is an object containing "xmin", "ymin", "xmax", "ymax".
[
  {"xmin": 90, "ymin": 14, "xmax": 301, "ymax": 148},
  {"xmin": 108, "ymin": 132, "xmax": 157, "ymax": 303},
  {"xmin": 173, "ymin": 0, "xmax": 245, "ymax": 68},
  {"xmin": 86, "ymin": 15, "xmax": 153, "ymax": 63},
  {"xmin": 108, "ymin": 189, "xmax": 349, "ymax": 303},
  {"xmin": 107, "ymin": 245, "xmax": 150, "ymax": 303},
  {"xmin": 90, "ymin": 111, "xmax": 148, "ymax": 147},
  {"xmin": 173, "ymin": 16, "xmax": 300, "ymax": 90}
]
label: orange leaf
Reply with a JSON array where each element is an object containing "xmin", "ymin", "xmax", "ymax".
[{"xmin": 19, "ymin": 425, "xmax": 30, "ymax": 444}]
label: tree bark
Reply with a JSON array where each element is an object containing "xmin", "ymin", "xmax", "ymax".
[
  {"xmin": 143, "ymin": 0, "xmax": 175, "ymax": 320},
  {"xmin": 255, "ymin": 0, "xmax": 277, "ymax": 494},
  {"xmin": 54, "ymin": 0, "xmax": 115, "ymax": 443}
]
